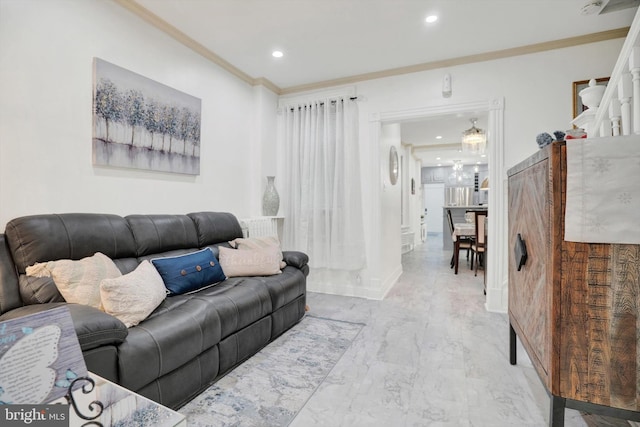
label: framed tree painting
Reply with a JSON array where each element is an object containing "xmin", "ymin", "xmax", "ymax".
[
  {"xmin": 92, "ymin": 58, "xmax": 202, "ymax": 175},
  {"xmin": 572, "ymin": 77, "xmax": 609, "ymax": 118}
]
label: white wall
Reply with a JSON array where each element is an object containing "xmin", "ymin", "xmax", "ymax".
[
  {"xmin": 0, "ymin": 0, "xmax": 624, "ymax": 309},
  {"xmin": 351, "ymin": 38, "xmax": 623, "ymax": 307},
  {"xmin": 0, "ymin": 0, "xmax": 277, "ymax": 228},
  {"xmin": 378, "ymin": 123, "xmax": 403, "ymax": 296}
]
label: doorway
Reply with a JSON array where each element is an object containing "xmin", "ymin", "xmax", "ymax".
[
  {"xmin": 423, "ymin": 183, "xmax": 444, "ymax": 236},
  {"xmin": 375, "ymin": 98, "xmax": 506, "ymax": 313}
]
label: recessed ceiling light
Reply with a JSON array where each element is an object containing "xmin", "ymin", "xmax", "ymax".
[
  {"xmin": 437, "ymin": 163, "xmax": 442, "ymax": 167},
  {"xmin": 272, "ymin": 50, "xmax": 284, "ymax": 58},
  {"xmin": 436, "ymin": 157, "xmax": 441, "ymax": 160},
  {"xmin": 435, "ymin": 135, "xmax": 442, "ymax": 139},
  {"xmin": 480, "ymin": 154, "xmax": 487, "ymax": 158},
  {"xmin": 425, "ymin": 15, "xmax": 438, "ymax": 23}
]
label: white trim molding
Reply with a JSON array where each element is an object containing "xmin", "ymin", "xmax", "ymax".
[{"xmin": 373, "ymin": 98, "xmax": 507, "ymax": 313}]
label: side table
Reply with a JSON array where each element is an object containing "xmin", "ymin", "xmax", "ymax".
[{"xmin": 51, "ymin": 373, "xmax": 186, "ymax": 427}]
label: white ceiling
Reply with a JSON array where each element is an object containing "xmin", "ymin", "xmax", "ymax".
[
  {"xmin": 401, "ymin": 113, "xmax": 490, "ymax": 167},
  {"xmin": 127, "ymin": 0, "xmax": 636, "ymax": 167}
]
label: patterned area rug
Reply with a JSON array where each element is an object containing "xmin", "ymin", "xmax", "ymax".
[{"xmin": 179, "ymin": 315, "xmax": 364, "ymax": 426}]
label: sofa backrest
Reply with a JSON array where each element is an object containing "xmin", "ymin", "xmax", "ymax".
[
  {"xmin": 4, "ymin": 213, "xmax": 139, "ymax": 306},
  {"xmin": 187, "ymin": 212, "xmax": 244, "ymax": 247},
  {"xmin": 5, "ymin": 213, "xmax": 137, "ymax": 273},
  {"xmin": 126, "ymin": 214, "xmax": 199, "ymax": 257}
]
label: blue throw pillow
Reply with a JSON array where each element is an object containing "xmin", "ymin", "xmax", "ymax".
[{"xmin": 151, "ymin": 248, "xmax": 226, "ymax": 295}]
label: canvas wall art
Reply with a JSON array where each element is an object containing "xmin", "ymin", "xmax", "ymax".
[{"xmin": 93, "ymin": 58, "xmax": 202, "ymax": 175}]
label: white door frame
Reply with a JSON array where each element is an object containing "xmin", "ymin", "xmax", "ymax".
[{"xmin": 372, "ymin": 98, "xmax": 507, "ymax": 312}]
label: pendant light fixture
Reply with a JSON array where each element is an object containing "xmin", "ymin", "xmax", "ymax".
[{"xmin": 461, "ymin": 118, "xmax": 487, "ymax": 155}]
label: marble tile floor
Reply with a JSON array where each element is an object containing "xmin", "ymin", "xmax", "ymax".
[{"xmin": 288, "ymin": 236, "xmax": 638, "ymax": 427}]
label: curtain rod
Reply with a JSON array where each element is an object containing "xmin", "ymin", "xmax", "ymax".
[{"xmin": 288, "ymin": 96, "xmax": 358, "ymax": 111}]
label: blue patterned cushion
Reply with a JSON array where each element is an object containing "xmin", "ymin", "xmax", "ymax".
[{"xmin": 151, "ymin": 248, "xmax": 226, "ymax": 295}]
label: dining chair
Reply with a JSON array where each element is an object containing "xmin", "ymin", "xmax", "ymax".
[
  {"xmin": 447, "ymin": 209, "xmax": 472, "ymax": 273},
  {"xmin": 470, "ymin": 211, "xmax": 488, "ymax": 276}
]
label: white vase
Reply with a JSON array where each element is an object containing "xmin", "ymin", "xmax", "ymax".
[
  {"xmin": 579, "ymin": 78, "xmax": 606, "ymax": 110},
  {"xmin": 262, "ymin": 176, "xmax": 280, "ymax": 216}
]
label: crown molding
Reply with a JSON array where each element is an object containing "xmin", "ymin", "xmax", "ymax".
[
  {"xmin": 113, "ymin": 0, "xmax": 628, "ymax": 97},
  {"xmin": 252, "ymin": 77, "xmax": 281, "ymax": 94},
  {"xmin": 280, "ymin": 28, "xmax": 629, "ymax": 95},
  {"xmin": 112, "ymin": 0, "xmax": 259, "ymax": 87}
]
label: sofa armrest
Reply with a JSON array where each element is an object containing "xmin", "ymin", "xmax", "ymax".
[
  {"xmin": 282, "ymin": 251, "xmax": 309, "ymax": 270},
  {"xmin": 0, "ymin": 302, "xmax": 128, "ymax": 351}
]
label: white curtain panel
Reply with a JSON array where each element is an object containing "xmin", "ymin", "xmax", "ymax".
[{"xmin": 281, "ymin": 98, "xmax": 366, "ymax": 270}]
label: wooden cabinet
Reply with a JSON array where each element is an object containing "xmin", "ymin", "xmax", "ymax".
[{"xmin": 507, "ymin": 141, "xmax": 640, "ymax": 426}]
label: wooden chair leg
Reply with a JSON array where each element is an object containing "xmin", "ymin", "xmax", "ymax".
[{"xmin": 474, "ymin": 252, "xmax": 479, "ymax": 276}]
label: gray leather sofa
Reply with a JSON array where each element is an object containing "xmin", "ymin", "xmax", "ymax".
[{"xmin": 0, "ymin": 211, "xmax": 308, "ymax": 409}]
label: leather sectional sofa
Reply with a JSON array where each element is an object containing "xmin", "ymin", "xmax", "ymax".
[{"xmin": 0, "ymin": 211, "xmax": 308, "ymax": 409}]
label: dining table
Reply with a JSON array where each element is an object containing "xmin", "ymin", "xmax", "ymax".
[{"xmin": 452, "ymin": 222, "xmax": 475, "ymax": 274}]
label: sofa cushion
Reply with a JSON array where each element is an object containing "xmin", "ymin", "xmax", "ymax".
[
  {"xmin": 117, "ymin": 297, "xmax": 223, "ymax": 392},
  {"xmin": 218, "ymin": 246, "xmax": 282, "ymax": 278},
  {"xmin": 187, "ymin": 212, "xmax": 243, "ymax": 247},
  {"xmin": 230, "ymin": 236, "xmax": 286, "ymax": 269},
  {"xmin": 251, "ymin": 268, "xmax": 307, "ymax": 312},
  {"xmin": 25, "ymin": 252, "xmax": 121, "ymax": 309},
  {"xmin": 100, "ymin": 260, "xmax": 167, "ymax": 327},
  {"xmin": 126, "ymin": 214, "xmax": 199, "ymax": 257},
  {"xmin": 5, "ymin": 213, "xmax": 137, "ymax": 274},
  {"xmin": 192, "ymin": 278, "xmax": 273, "ymax": 338},
  {"xmin": 151, "ymin": 248, "xmax": 225, "ymax": 295},
  {"xmin": 0, "ymin": 303, "xmax": 128, "ymax": 351},
  {"xmin": 18, "ymin": 275, "xmax": 65, "ymax": 305}
]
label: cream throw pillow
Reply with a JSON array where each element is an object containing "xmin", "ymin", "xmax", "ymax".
[
  {"xmin": 229, "ymin": 236, "xmax": 286, "ymax": 269},
  {"xmin": 25, "ymin": 252, "xmax": 121, "ymax": 309},
  {"xmin": 218, "ymin": 246, "xmax": 282, "ymax": 278},
  {"xmin": 100, "ymin": 260, "xmax": 167, "ymax": 327}
]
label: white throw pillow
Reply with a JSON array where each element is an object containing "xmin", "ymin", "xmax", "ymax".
[
  {"xmin": 218, "ymin": 246, "xmax": 282, "ymax": 278},
  {"xmin": 25, "ymin": 252, "xmax": 121, "ymax": 309},
  {"xmin": 229, "ymin": 236, "xmax": 286, "ymax": 269},
  {"xmin": 100, "ymin": 260, "xmax": 167, "ymax": 327}
]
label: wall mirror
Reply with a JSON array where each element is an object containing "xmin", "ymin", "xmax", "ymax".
[{"xmin": 389, "ymin": 146, "xmax": 399, "ymax": 185}]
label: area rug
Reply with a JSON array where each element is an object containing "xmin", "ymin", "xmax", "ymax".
[{"xmin": 179, "ymin": 315, "xmax": 364, "ymax": 426}]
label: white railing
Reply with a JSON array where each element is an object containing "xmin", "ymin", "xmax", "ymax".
[{"xmin": 573, "ymin": 7, "xmax": 640, "ymax": 137}]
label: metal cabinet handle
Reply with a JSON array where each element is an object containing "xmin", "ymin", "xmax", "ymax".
[{"xmin": 515, "ymin": 233, "xmax": 527, "ymax": 271}]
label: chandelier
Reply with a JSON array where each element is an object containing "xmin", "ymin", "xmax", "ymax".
[{"xmin": 461, "ymin": 118, "xmax": 486, "ymax": 154}]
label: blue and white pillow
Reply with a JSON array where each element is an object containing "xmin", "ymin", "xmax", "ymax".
[{"xmin": 151, "ymin": 248, "xmax": 226, "ymax": 295}]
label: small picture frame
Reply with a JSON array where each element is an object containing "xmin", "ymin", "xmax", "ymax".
[{"xmin": 572, "ymin": 77, "xmax": 609, "ymax": 118}]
